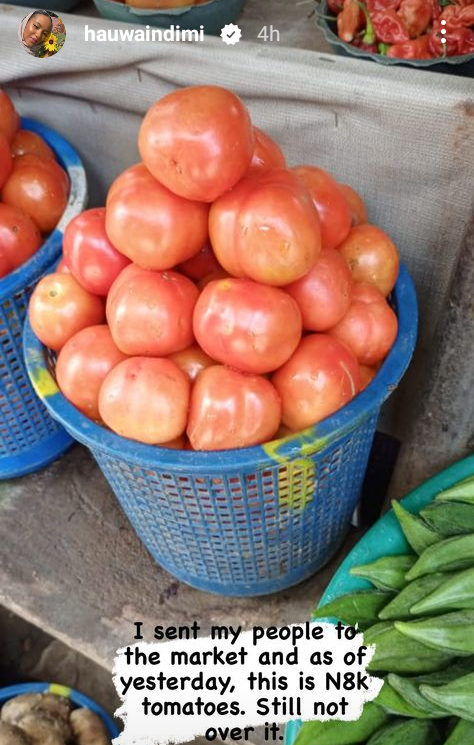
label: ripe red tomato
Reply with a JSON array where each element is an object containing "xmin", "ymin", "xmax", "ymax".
[
  {"xmin": 99, "ymin": 357, "xmax": 190, "ymax": 444},
  {"xmin": 293, "ymin": 166, "xmax": 352, "ymax": 250},
  {"xmin": 193, "ymin": 278, "xmax": 302, "ymax": 374},
  {"xmin": 272, "ymin": 334, "xmax": 360, "ymax": 431},
  {"xmin": 329, "ymin": 283, "xmax": 398, "ymax": 365},
  {"xmin": 169, "ymin": 344, "xmax": 215, "ymax": 382},
  {"xmin": 187, "ymin": 365, "xmax": 282, "ymax": 450},
  {"xmin": 339, "ymin": 183, "xmax": 368, "ymax": 226},
  {"xmin": 337, "ymin": 224, "xmax": 400, "ymax": 297},
  {"xmin": 0, "ymin": 90, "xmax": 20, "ymax": 143},
  {"xmin": 285, "ymin": 247, "xmax": 353, "ymax": 331},
  {"xmin": 138, "ymin": 85, "xmax": 255, "ymax": 202},
  {"xmin": 197, "ymin": 268, "xmax": 230, "ymax": 291},
  {"xmin": 360, "ymin": 364, "xmax": 377, "ymax": 390},
  {"xmin": 106, "ymin": 264, "xmax": 198, "ymax": 356},
  {"xmin": 209, "ymin": 168, "xmax": 322, "ymax": 286},
  {"xmin": 1, "ymin": 154, "xmax": 69, "ymax": 233},
  {"xmin": 0, "ymin": 203, "xmax": 41, "ymax": 277},
  {"xmin": 11, "ymin": 130, "xmax": 55, "ymax": 160},
  {"xmin": 105, "ymin": 163, "xmax": 209, "ymax": 270},
  {"xmin": 28, "ymin": 272, "xmax": 105, "ymax": 351},
  {"xmin": 0, "ymin": 133, "xmax": 12, "ymax": 190},
  {"xmin": 63, "ymin": 208, "xmax": 130, "ymax": 295},
  {"xmin": 247, "ymin": 127, "xmax": 286, "ymax": 175},
  {"xmin": 56, "ymin": 257, "xmax": 71, "ymax": 273},
  {"xmin": 56, "ymin": 325, "xmax": 128, "ymax": 420},
  {"xmin": 178, "ymin": 243, "xmax": 221, "ymax": 282}
]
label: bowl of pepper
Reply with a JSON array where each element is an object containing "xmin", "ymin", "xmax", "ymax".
[{"xmin": 314, "ymin": 0, "xmax": 474, "ymax": 74}]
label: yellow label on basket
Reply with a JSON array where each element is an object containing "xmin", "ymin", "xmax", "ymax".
[
  {"xmin": 262, "ymin": 435, "xmax": 322, "ymax": 511},
  {"xmin": 49, "ymin": 683, "xmax": 71, "ymax": 698},
  {"xmin": 31, "ymin": 366, "xmax": 59, "ymax": 399}
]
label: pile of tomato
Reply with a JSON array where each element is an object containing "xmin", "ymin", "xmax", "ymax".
[
  {"xmin": 28, "ymin": 85, "xmax": 400, "ymax": 452},
  {"xmin": 0, "ymin": 90, "xmax": 70, "ymax": 280}
]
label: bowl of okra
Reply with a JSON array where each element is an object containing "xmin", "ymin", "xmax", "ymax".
[{"xmin": 285, "ymin": 452, "xmax": 474, "ymax": 745}]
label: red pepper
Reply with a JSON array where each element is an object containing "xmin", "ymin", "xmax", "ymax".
[
  {"xmin": 387, "ymin": 34, "xmax": 434, "ymax": 55},
  {"xmin": 398, "ymin": 0, "xmax": 433, "ymax": 37},
  {"xmin": 328, "ymin": 0, "xmax": 345, "ymax": 14},
  {"xmin": 337, "ymin": 0, "xmax": 362, "ymax": 41},
  {"xmin": 440, "ymin": 3, "xmax": 474, "ymax": 26},
  {"xmin": 454, "ymin": 4, "xmax": 474, "ymax": 25},
  {"xmin": 366, "ymin": 0, "xmax": 400, "ymax": 11},
  {"xmin": 429, "ymin": 25, "xmax": 474, "ymax": 55},
  {"xmin": 429, "ymin": 0, "xmax": 441, "ymax": 20},
  {"xmin": 451, "ymin": 0, "xmax": 473, "ymax": 7},
  {"xmin": 371, "ymin": 9, "xmax": 411, "ymax": 42}
]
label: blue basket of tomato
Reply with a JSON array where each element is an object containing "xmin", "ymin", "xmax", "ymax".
[
  {"xmin": 0, "ymin": 90, "xmax": 87, "ymax": 478},
  {"xmin": 23, "ymin": 85, "xmax": 417, "ymax": 596}
]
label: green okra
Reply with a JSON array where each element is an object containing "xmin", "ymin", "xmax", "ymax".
[
  {"xmin": 387, "ymin": 674, "xmax": 448, "ymax": 718},
  {"xmin": 379, "ymin": 573, "xmax": 448, "ymax": 620},
  {"xmin": 411, "ymin": 566, "xmax": 474, "ymax": 615},
  {"xmin": 392, "ymin": 501, "xmax": 440, "ymax": 554},
  {"xmin": 420, "ymin": 671, "xmax": 474, "ymax": 723},
  {"xmin": 420, "ymin": 502, "xmax": 474, "ymax": 536},
  {"xmin": 395, "ymin": 610, "xmax": 474, "ymax": 656},
  {"xmin": 442, "ymin": 718, "xmax": 474, "ymax": 744},
  {"xmin": 365, "ymin": 622, "xmax": 454, "ymax": 673},
  {"xmin": 292, "ymin": 702, "xmax": 389, "ymax": 745},
  {"xmin": 405, "ymin": 535, "xmax": 474, "ymax": 580},
  {"xmin": 312, "ymin": 590, "xmax": 394, "ymax": 629},
  {"xmin": 375, "ymin": 681, "xmax": 437, "ymax": 719},
  {"xmin": 350, "ymin": 555, "xmax": 416, "ymax": 591},
  {"xmin": 366, "ymin": 717, "xmax": 441, "ymax": 745},
  {"xmin": 435, "ymin": 475, "xmax": 474, "ymax": 505}
]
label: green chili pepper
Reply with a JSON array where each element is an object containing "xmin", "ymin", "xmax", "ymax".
[
  {"xmin": 420, "ymin": 672, "xmax": 474, "ymax": 723},
  {"xmin": 312, "ymin": 590, "xmax": 394, "ymax": 629},
  {"xmin": 379, "ymin": 574, "xmax": 447, "ymax": 620},
  {"xmin": 392, "ymin": 501, "xmax": 440, "ymax": 555},
  {"xmin": 366, "ymin": 718, "xmax": 441, "ymax": 745},
  {"xmin": 292, "ymin": 702, "xmax": 390, "ymax": 745},
  {"xmin": 435, "ymin": 476, "xmax": 474, "ymax": 504},
  {"xmin": 378, "ymin": 43, "xmax": 390, "ymax": 54},
  {"xmin": 420, "ymin": 502, "xmax": 474, "ymax": 537},
  {"xmin": 365, "ymin": 622, "xmax": 454, "ymax": 673},
  {"xmin": 375, "ymin": 681, "xmax": 437, "ymax": 719},
  {"xmin": 355, "ymin": 1, "xmax": 375, "ymax": 44},
  {"xmin": 395, "ymin": 610, "xmax": 474, "ymax": 656},
  {"xmin": 442, "ymin": 718, "xmax": 474, "ymax": 744},
  {"xmin": 351, "ymin": 556, "xmax": 416, "ymax": 591},
  {"xmin": 411, "ymin": 566, "xmax": 474, "ymax": 615},
  {"xmin": 405, "ymin": 535, "xmax": 474, "ymax": 581}
]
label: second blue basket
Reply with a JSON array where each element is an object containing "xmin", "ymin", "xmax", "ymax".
[{"xmin": 24, "ymin": 265, "xmax": 417, "ymax": 596}]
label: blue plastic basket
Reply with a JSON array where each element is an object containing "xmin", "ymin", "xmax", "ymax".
[
  {"xmin": 23, "ymin": 265, "xmax": 417, "ymax": 596},
  {"xmin": 0, "ymin": 117, "xmax": 87, "ymax": 479},
  {"xmin": 0, "ymin": 682, "xmax": 120, "ymax": 739}
]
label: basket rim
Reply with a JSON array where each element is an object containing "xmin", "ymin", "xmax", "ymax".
[
  {"xmin": 0, "ymin": 117, "xmax": 87, "ymax": 302},
  {"xmin": 23, "ymin": 264, "xmax": 417, "ymax": 472},
  {"xmin": 0, "ymin": 682, "xmax": 120, "ymax": 739}
]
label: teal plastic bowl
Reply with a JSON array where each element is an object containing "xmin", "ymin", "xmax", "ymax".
[
  {"xmin": 315, "ymin": 0, "xmax": 474, "ymax": 76},
  {"xmin": 92, "ymin": 0, "xmax": 246, "ymax": 34},
  {"xmin": 284, "ymin": 453, "xmax": 474, "ymax": 745}
]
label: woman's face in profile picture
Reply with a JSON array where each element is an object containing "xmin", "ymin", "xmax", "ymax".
[{"xmin": 23, "ymin": 13, "xmax": 51, "ymax": 47}]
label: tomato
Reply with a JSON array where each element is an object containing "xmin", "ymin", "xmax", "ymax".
[
  {"xmin": 247, "ymin": 127, "xmax": 286, "ymax": 176},
  {"xmin": 329, "ymin": 283, "xmax": 398, "ymax": 365},
  {"xmin": 1, "ymin": 154, "xmax": 69, "ymax": 233},
  {"xmin": 56, "ymin": 325, "xmax": 127, "ymax": 420},
  {"xmin": 272, "ymin": 334, "xmax": 360, "ymax": 431},
  {"xmin": 187, "ymin": 365, "xmax": 281, "ymax": 450},
  {"xmin": 293, "ymin": 166, "xmax": 352, "ymax": 250},
  {"xmin": 99, "ymin": 357, "xmax": 190, "ymax": 444},
  {"xmin": 196, "ymin": 268, "xmax": 231, "ymax": 291},
  {"xmin": 339, "ymin": 183, "xmax": 368, "ymax": 226},
  {"xmin": 169, "ymin": 344, "xmax": 215, "ymax": 382},
  {"xmin": 337, "ymin": 224, "xmax": 400, "ymax": 297},
  {"xmin": 0, "ymin": 203, "xmax": 41, "ymax": 277},
  {"xmin": 160, "ymin": 435, "xmax": 187, "ymax": 449},
  {"xmin": 193, "ymin": 278, "xmax": 302, "ymax": 374},
  {"xmin": 209, "ymin": 168, "xmax": 322, "ymax": 286},
  {"xmin": 63, "ymin": 208, "xmax": 130, "ymax": 295},
  {"xmin": 0, "ymin": 90, "xmax": 20, "ymax": 143},
  {"xmin": 11, "ymin": 130, "xmax": 55, "ymax": 160},
  {"xmin": 178, "ymin": 242, "xmax": 221, "ymax": 281},
  {"xmin": 106, "ymin": 264, "xmax": 198, "ymax": 356},
  {"xmin": 56, "ymin": 257, "xmax": 71, "ymax": 273},
  {"xmin": 138, "ymin": 85, "xmax": 254, "ymax": 202},
  {"xmin": 0, "ymin": 133, "xmax": 12, "ymax": 190},
  {"xmin": 105, "ymin": 163, "xmax": 209, "ymax": 270},
  {"xmin": 28, "ymin": 273, "xmax": 105, "ymax": 351},
  {"xmin": 285, "ymin": 247, "xmax": 353, "ymax": 331},
  {"xmin": 359, "ymin": 364, "xmax": 377, "ymax": 390}
]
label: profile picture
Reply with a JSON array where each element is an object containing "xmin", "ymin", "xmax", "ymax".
[{"xmin": 18, "ymin": 10, "xmax": 66, "ymax": 58}]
